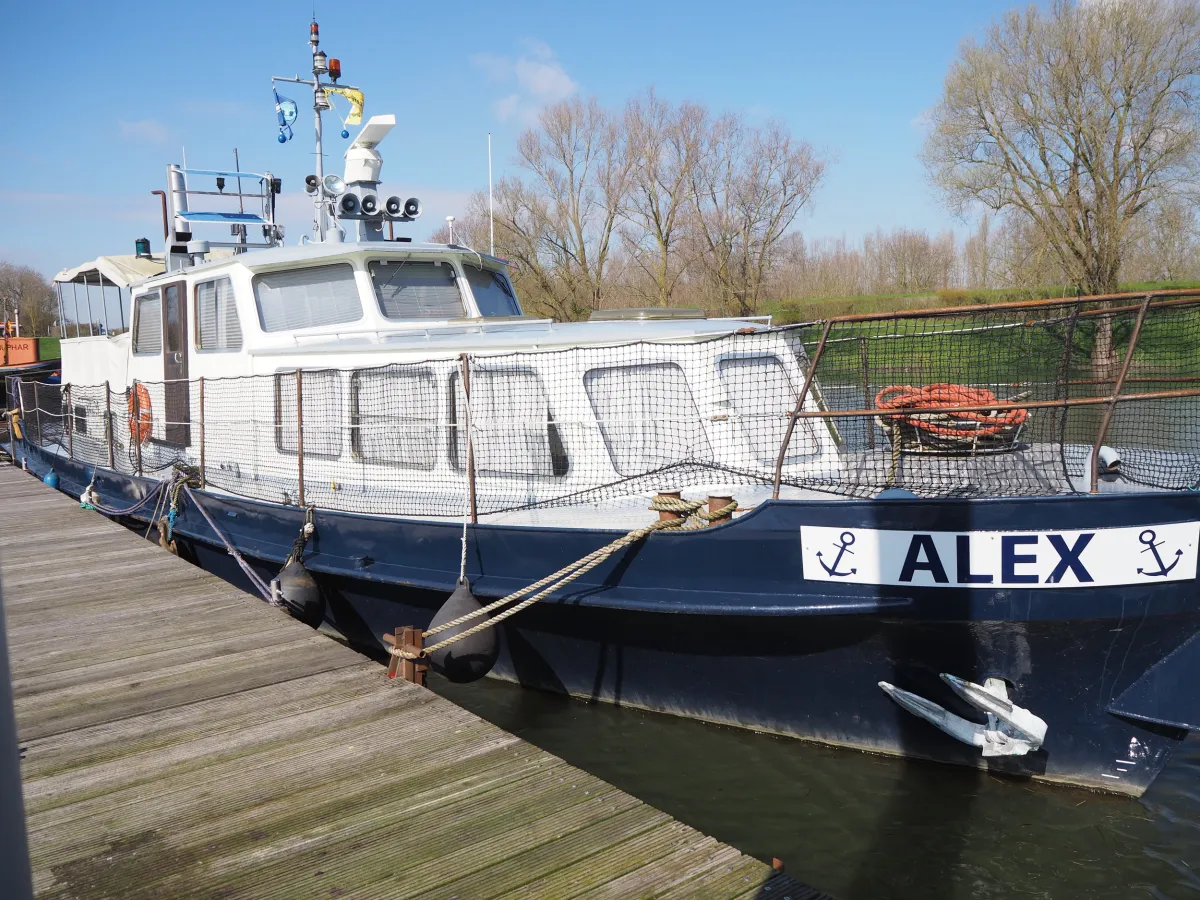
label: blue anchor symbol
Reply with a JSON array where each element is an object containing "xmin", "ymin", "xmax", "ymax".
[
  {"xmin": 1137, "ymin": 529, "xmax": 1183, "ymax": 577},
  {"xmin": 818, "ymin": 531, "xmax": 858, "ymax": 577}
]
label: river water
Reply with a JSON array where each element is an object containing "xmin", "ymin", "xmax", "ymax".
[{"xmin": 432, "ymin": 674, "xmax": 1200, "ymax": 900}]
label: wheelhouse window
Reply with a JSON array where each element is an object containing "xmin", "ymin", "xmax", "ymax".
[
  {"xmin": 464, "ymin": 266, "xmax": 521, "ymax": 317},
  {"xmin": 196, "ymin": 277, "xmax": 243, "ymax": 350},
  {"xmin": 254, "ymin": 264, "xmax": 362, "ymax": 332},
  {"xmin": 717, "ymin": 355, "xmax": 815, "ymax": 463},
  {"xmin": 275, "ymin": 370, "xmax": 344, "ymax": 458},
  {"xmin": 351, "ymin": 366, "xmax": 439, "ymax": 470},
  {"xmin": 450, "ymin": 368, "xmax": 568, "ymax": 477},
  {"xmin": 132, "ymin": 290, "xmax": 162, "ymax": 354},
  {"xmin": 583, "ymin": 362, "xmax": 711, "ymax": 475},
  {"xmin": 370, "ymin": 259, "xmax": 465, "ymax": 319}
]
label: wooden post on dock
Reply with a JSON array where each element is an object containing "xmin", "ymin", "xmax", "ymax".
[
  {"xmin": 197, "ymin": 377, "xmax": 206, "ymax": 488},
  {"xmin": 104, "ymin": 381, "xmax": 114, "ymax": 469},
  {"xmin": 384, "ymin": 626, "xmax": 427, "ymax": 686},
  {"xmin": 459, "ymin": 353, "xmax": 477, "ymax": 524},
  {"xmin": 295, "ymin": 370, "xmax": 305, "ymax": 508}
]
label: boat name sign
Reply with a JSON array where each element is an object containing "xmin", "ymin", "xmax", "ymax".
[{"xmin": 800, "ymin": 523, "xmax": 1200, "ymax": 587}]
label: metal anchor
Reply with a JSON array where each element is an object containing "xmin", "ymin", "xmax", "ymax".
[
  {"xmin": 1137, "ymin": 528, "xmax": 1182, "ymax": 577},
  {"xmin": 879, "ymin": 675, "xmax": 1047, "ymax": 757},
  {"xmin": 817, "ymin": 531, "xmax": 857, "ymax": 577}
]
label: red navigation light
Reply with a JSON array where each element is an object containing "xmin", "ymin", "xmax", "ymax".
[{"xmin": 328, "ymin": 58, "xmax": 341, "ymax": 81}]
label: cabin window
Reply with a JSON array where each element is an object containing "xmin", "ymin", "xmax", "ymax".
[
  {"xmin": 132, "ymin": 290, "xmax": 162, "ymax": 354},
  {"xmin": 350, "ymin": 367, "xmax": 439, "ymax": 469},
  {"xmin": 718, "ymin": 355, "xmax": 815, "ymax": 463},
  {"xmin": 274, "ymin": 370, "xmax": 343, "ymax": 459},
  {"xmin": 195, "ymin": 277, "xmax": 243, "ymax": 350},
  {"xmin": 450, "ymin": 368, "xmax": 568, "ymax": 477},
  {"xmin": 583, "ymin": 362, "xmax": 711, "ymax": 476},
  {"xmin": 463, "ymin": 266, "xmax": 521, "ymax": 317},
  {"xmin": 254, "ymin": 264, "xmax": 362, "ymax": 332},
  {"xmin": 370, "ymin": 260, "xmax": 465, "ymax": 319}
]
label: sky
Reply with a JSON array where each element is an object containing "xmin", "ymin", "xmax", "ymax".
[{"xmin": 2, "ymin": 0, "xmax": 1026, "ymax": 277}]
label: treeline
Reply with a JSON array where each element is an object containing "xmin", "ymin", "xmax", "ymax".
[
  {"xmin": 440, "ymin": 93, "xmax": 1200, "ymax": 320},
  {"xmin": 0, "ymin": 263, "xmax": 57, "ymax": 335}
]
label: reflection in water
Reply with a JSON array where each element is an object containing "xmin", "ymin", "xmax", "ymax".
[{"xmin": 431, "ymin": 674, "xmax": 1200, "ymax": 900}]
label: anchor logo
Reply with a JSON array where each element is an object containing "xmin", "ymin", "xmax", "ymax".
[
  {"xmin": 1137, "ymin": 529, "xmax": 1183, "ymax": 577},
  {"xmin": 817, "ymin": 531, "xmax": 858, "ymax": 577}
]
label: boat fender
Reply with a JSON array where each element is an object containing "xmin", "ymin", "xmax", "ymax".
[
  {"xmin": 276, "ymin": 560, "xmax": 325, "ymax": 628},
  {"xmin": 1108, "ymin": 628, "xmax": 1200, "ymax": 732},
  {"xmin": 42, "ymin": 471, "xmax": 58, "ymax": 489},
  {"xmin": 426, "ymin": 578, "xmax": 498, "ymax": 684}
]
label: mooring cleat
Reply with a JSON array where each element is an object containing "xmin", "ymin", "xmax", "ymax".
[{"xmin": 879, "ymin": 676, "xmax": 1047, "ymax": 757}]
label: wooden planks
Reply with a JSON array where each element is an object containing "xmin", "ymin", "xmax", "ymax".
[{"xmin": 0, "ymin": 466, "xmax": 831, "ymax": 899}]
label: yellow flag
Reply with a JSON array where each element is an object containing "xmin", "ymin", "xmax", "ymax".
[{"xmin": 327, "ymin": 87, "xmax": 364, "ymax": 126}]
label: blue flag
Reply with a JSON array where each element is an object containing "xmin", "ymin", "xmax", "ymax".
[{"xmin": 273, "ymin": 86, "xmax": 299, "ymax": 143}]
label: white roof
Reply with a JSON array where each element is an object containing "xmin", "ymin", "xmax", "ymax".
[{"xmin": 54, "ymin": 255, "xmax": 166, "ymax": 288}]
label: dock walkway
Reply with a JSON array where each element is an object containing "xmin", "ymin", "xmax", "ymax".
[{"xmin": 0, "ymin": 466, "xmax": 829, "ymax": 899}]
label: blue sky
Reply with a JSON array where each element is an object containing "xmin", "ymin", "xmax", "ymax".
[{"xmin": 4, "ymin": 0, "xmax": 1022, "ymax": 276}]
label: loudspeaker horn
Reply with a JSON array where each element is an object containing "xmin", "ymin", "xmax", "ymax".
[
  {"xmin": 384, "ymin": 196, "xmax": 403, "ymax": 217},
  {"xmin": 403, "ymin": 197, "xmax": 422, "ymax": 219},
  {"xmin": 360, "ymin": 193, "xmax": 380, "ymax": 216},
  {"xmin": 338, "ymin": 193, "xmax": 360, "ymax": 216}
]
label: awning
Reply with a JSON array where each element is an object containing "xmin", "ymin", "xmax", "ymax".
[{"xmin": 53, "ymin": 255, "xmax": 165, "ymax": 288}]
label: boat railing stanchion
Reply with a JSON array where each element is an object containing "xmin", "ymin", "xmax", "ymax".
[
  {"xmin": 198, "ymin": 376, "xmax": 206, "ymax": 489},
  {"xmin": 104, "ymin": 381, "xmax": 114, "ymax": 469},
  {"xmin": 773, "ymin": 318, "xmax": 833, "ymax": 500},
  {"xmin": 459, "ymin": 353, "xmax": 477, "ymax": 524},
  {"xmin": 295, "ymin": 370, "xmax": 305, "ymax": 508},
  {"xmin": 859, "ymin": 337, "xmax": 874, "ymax": 450},
  {"xmin": 132, "ymin": 382, "xmax": 143, "ymax": 477},
  {"xmin": 64, "ymin": 384, "xmax": 73, "ymax": 460},
  {"xmin": 1089, "ymin": 294, "xmax": 1151, "ymax": 493}
]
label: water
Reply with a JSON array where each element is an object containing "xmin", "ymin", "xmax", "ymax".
[{"xmin": 431, "ymin": 674, "xmax": 1200, "ymax": 900}]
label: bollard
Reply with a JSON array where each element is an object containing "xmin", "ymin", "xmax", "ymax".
[
  {"xmin": 706, "ymin": 494, "xmax": 736, "ymax": 526},
  {"xmin": 652, "ymin": 490, "xmax": 684, "ymax": 522}
]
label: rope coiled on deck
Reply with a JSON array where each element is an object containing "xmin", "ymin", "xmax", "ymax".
[{"xmin": 393, "ymin": 495, "xmax": 737, "ymax": 661}]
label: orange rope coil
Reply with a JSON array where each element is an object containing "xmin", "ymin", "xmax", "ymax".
[{"xmin": 874, "ymin": 384, "xmax": 1028, "ymax": 438}]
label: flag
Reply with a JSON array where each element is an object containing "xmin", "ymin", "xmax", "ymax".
[
  {"xmin": 326, "ymin": 87, "xmax": 365, "ymax": 126},
  {"xmin": 273, "ymin": 85, "xmax": 299, "ymax": 142}
]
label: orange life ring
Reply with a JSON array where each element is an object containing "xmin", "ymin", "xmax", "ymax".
[{"xmin": 128, "ymin": 383, "xmax": 152, "ymax": 444}]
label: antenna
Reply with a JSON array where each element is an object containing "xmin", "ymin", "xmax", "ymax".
[{"xmin": 488, "ymin": 133, "xmax": 494, "ymax": 256}]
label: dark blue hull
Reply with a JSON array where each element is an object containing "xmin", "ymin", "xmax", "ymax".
[{"xmin": 20, "ymin": 442, "xmax": 1200, "ymax": 796}]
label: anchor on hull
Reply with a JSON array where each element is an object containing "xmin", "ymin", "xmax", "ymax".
[{"xmin": 880, "ymin": 674, "xmax": 1047, "ymax": 757}]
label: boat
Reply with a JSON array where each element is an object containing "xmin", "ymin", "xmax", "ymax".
[{"xmin": 8, "ymin": 21, "xmax": 1200, "ymax": 797}]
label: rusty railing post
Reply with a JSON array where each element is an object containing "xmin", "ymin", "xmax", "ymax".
[
  {"xmin": 295, "ymin": 370, "xmax": 305, "ymax": 507},
  {"xmin": 132, "ymin": 382, "xmax": 143, "ymax": 477},
  {"xmin": 772, "ymin": 319, "xmax": 833, "ymax": 500},
  {"xmin": 104, "ymin": 380, "xmax": 114, "ymax": 469},
  {"xmin": 459, "ymin": 353, "xmax": 478, "ymax": 524},
  {"xmin": 1089, "ymin": 295, "xmax": 1152, "ymax": 493},
  {"xmin": 198, "ymin": 376, "xmax": 206, "ymax": 488}
]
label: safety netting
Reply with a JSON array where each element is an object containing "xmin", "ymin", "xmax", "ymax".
[{"xmin": 15, "ymin": 293, "xmax": 1200, "ymax": 516}]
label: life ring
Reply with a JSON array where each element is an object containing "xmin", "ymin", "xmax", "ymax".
[{"xmin": 128, "ymin": 383, "xmax": 152, "ymax": 444}]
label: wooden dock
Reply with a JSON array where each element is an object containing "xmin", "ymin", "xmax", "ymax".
[{"xmin": 0, "ymin": 466, "xmax": 830, "ymax": 899}]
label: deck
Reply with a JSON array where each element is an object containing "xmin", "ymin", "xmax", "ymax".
[{"xmin": 0, "ymin": 465, "xmax": 830, "ymax": 899}]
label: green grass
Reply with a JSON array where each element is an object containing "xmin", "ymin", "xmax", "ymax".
[
  {"xmin": 766, "ymin": 280, "xmax": 1200, "ymax": 325},
  {"xmin": 38, "ymin": 337, "xmax": 60, "ymax": 361}
]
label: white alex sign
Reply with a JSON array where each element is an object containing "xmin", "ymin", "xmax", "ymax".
[{"xmin": 800, "ymin": 522, "xmax": 1200, "ymax": 588}]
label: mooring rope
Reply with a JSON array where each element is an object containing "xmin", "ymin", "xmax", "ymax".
[
  {"xmin": 178, "ymin": 483, "xmax": 278, "ymax": 605},
  {"xmin": 394, "ymin": 495, "xmax": 737, "ymax": 661}
]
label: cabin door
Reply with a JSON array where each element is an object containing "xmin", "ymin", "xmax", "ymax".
[{"xmin": 161, "ymin": 281, "xmax": 191, "ymax": 446}]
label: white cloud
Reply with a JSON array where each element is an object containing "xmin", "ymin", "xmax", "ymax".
[
  {"xmin": 118, "ymin": 119, "xmax": 169, "ymax": 143},
  {"xmin": 910, "ymin": 108, "xmax": 934, "ymax": 131},
  {"xmin": 471, "ymin": 40, "xmax": 577, "ymax": 125}
]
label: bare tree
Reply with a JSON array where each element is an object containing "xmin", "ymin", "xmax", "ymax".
[
  {"xmin": 0, "ymin": 263, "xmax": 56, "ymax": 336},
  {"xmin": 923, "ymin": 0, "xmax": 1200, "ymax": 371},
  {"xmin": 689, "ymin": 115, "xmax": 826, "ymax": 315},
  {"xmin": 621, "ymin": 90, "xmax": 706, "ymax": 306}
]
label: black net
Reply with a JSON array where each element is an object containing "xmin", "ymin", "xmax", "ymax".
[{"xmin": 15, "ymin": 295, "xmax": 1200, "ymax": 515}]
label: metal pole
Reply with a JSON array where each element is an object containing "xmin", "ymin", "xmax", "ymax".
[
  {"xmin": 64, "ymin": 384, "xmax": 73, "ymax": 460},
  {"xmin": 198, "ymin": 377, "xmax": 206, "ymax": 489},
  {"xmin": 105, "ymin": 381, "xmax": 114, "ymax": 469},
  {"xmin": 859, "ymin": 336, "xmax": 874, "ymax": 450},
  {"xmin": 1090, "ymin": 295, "xmax": 1152, "ymax": 493},
  {"xmin": 295, "ymin": 370, "xmax": 305, "ymax": 507},
  {"xmin": 772, "ymin": 319, "xmax": 833, "ymax": 500},
  {"xmin": 84, "ymin": 273, "xmax": 94, "ymax": 336},
  {"xmin": 0, "ymin": 572, "xmax": 35, "ymax": 900},
  {"xmin": 459, "ymin": 353, "xmax": 477, "ymax": 524},
  {"xmin": 488, "ymin": 132, "xmax": 495, "ymax": 256}
]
